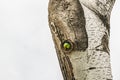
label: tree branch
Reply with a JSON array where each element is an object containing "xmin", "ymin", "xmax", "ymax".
[{"xmin": 48, "ymin": 0, "xmax": 115, "ymax": 80}]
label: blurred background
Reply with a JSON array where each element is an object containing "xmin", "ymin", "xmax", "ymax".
[{"xmin": 0, "ymin": 0, "xmax": 119, "ymax": 80}]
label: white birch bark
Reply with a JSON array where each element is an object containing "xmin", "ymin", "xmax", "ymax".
[{"xmin": 48, "ymin": 0, "xmax": 115, "ymax": 80}]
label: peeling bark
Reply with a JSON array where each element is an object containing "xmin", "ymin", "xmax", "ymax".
[{"xmin": 48, "ymin": 0, "xmax": 115, "ymax": 80}]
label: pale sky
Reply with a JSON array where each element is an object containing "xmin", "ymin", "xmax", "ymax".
[{"xmin": 0, "ymin": 0, "xmax": 119, "ymax": 80}]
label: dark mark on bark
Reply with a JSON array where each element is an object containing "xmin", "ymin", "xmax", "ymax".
[
  {"xmin": 95, "ymin": 32, "xmax": 109, "ymax": 54},
  {"xmin": 88, "ymin": 67, "xmax": 97, "ymax": 70},
  {"xmin": 101, "ymin": 32, "xmax": 109, "ymax": 53}
]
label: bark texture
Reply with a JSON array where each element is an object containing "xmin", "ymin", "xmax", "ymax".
[{"xmin": 48, "ymin": 0, "xmax": 115, "ymax": 80}]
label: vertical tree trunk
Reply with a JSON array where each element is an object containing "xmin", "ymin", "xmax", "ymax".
[{"xmin": 48, "ymin": 0, "xmax": 115, "ymax": 80}]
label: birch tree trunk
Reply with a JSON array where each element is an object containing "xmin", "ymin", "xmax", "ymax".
[{"xmin": 48, "ymin": 0, "xmax": 115, "ymax": 80}]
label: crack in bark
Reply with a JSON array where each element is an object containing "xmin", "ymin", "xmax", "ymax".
[
  {"xmin": 88, "ymin": 67, "xmax": 97, "ymax": 70},
  {"xmin": 81, "ymin": 67, "xmax": 111, "ymax": 72}
]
